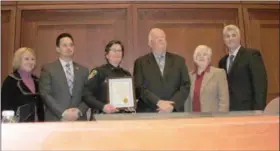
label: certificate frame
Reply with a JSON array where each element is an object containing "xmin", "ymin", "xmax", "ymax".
[{"xmin": 107, "ymin": 77, "xmax": 136, "ymax": 109}]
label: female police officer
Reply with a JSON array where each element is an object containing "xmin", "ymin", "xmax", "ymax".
[{"xmin": 83, "ymin": 40, "xmax": 134, "ymax": 118}]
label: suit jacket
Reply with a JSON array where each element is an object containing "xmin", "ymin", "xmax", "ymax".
[
  {"xmin": 39, "ymin": 60, "xmax": 89, "ymax": 121},
  {"xmin": 133, "ymin": 52, "xmax": 191, "ymax": 112},
  {"xmin": 218, "ymin": 46, "xmax": 267, "ymax": 111},
  {"xmin": 185, "ymin": 66, "xmax": 229, "ymax": 112},
  {"xmin": 1, "ymin": 71, "xmax": 44, "ymax": 122}
]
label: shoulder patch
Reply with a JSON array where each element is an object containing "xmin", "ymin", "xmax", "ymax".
[{"xmin": 88, "ymin": 70, "xmax": 97, "ymax": 79}]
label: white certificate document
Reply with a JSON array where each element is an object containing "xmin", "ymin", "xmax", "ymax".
[{"xmin": 108, "ymin": 78, "xmax": 135, "ymax": 108}]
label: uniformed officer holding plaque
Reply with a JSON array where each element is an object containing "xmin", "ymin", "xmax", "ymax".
[{"xmin": 83, "ymin": 40, "xmax": 135, "ymax": 118}]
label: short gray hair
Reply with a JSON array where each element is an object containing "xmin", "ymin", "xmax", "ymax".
[
  {"xmin": 223, "ymin": 24, "xmax": 240, "ymax": 36},
  {"xmin": 193, "ymin": 45, "xmax": 212, "ymax": 61},
  {"xmin": 148, "ymin": 28, "xmax": 165, "ymax": 46}
]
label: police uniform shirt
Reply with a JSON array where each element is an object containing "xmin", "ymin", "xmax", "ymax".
[{"xmin": 84, "ymin": 63, "xmax": 131, "ymax": 111}]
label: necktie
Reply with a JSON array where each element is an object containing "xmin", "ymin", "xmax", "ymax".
[
  {"xmin": 228, "ymin": 55, "xmax": 235, "ymax": 73},
  {"xmin": 158, "ymin": 55, "xmax": 165, "ymax": 75},
  {"xmin": 65, "ymin": 63, "xmax": 74, "ymax": 95}
]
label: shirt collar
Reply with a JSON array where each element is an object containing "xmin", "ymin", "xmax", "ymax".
[
  {"xmin": 153, "ymin": 52, "xmax": 166, "ymax": 60},
  {"xmin": 11, "ymin": 70, "xmax": 37, "ymax": 81},
  {"xmin": 59, "ymin": 58, "xmax": 73, "ymax": 67},
  {"xmin": 107, "ymin": 63, "xmax": 120, "ymax": 70},
  {"xmin": 229, "ymin": 45, "xmax": 241, "ymax": 57},
  {"xmin": 192, "ymin": 65, "xmax": 211, "ymax": 74}
]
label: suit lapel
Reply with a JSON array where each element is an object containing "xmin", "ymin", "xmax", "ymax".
[
  {"xmin": 72, "ymin": 63, "xmax": 80, "ymax": 97},
  {"xmin": 228, "ymin": 47, "xmax": 245, "ymax": 75},
  {"xmin": 163, "ymin": 52, "xmax": 174, "ymax": 78},
  {"xmin": 148, "ymin": 53, "xmax": 163, "ymax": 79},
  {"xmin": 13, "ymin": 71, "xmax": 39, "ymax": 95},
  {"xmin": 190, "ymin": 73, "xmax": 196, "ymax": 101},
  {"xmin": 221, "ymin": 56, "xmax": 228, "ymax": 72},
  {"xmin": 55, "ymin": 60, "xmax": 71, "ymax": 96},
  {"xmin": 200, "ymin": 67, "xmax": 214, "ymax": 94}
]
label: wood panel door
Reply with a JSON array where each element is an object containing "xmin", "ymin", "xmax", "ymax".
[
  {"xmin": 18, "ymin": 4, "xmax": 133, "ymax": 76},
  {"xmin": 243, "ymin": 4, "xmax": 279, "ymax": 103},
  {"xmin": 134, "ymin": 3, "xmax": 244, "ymax": 71},
  {"xmin": 1, "ymin": 5, "xmax": 16, "ymax": 83}
]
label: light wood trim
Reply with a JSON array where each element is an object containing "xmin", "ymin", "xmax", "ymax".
[
  {"xmin": 16, "ymin": 3, "xmax": 131, "ymax": 10},
  {"xmin": 1, "ymin": 115, "xmax": 279, "ymax": 150}
]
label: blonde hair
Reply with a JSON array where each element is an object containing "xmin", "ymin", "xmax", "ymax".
[
  {"xmin": 223, "ymin": 24, "xmax": 240, "ymax": 36},
  {"xmin": 193, "ymin": 45, "xmax": 212, "ymax": 61},
  {"xmin": 12, "ymin": 47, "xmax": 36, "ymax": 71}
]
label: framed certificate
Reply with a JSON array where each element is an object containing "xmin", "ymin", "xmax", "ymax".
[{"xmin": 107, "ymin": 77, "xmax": 136, "ymax": 109}]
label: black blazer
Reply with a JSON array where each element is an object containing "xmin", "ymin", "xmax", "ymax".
[
  {"xmin": 1, "ymin": 71, "xmax": 44, "ymax": 122},
  {"xmin": 133, "ymin": 52, "xmax": 191, "ymax": 112},
  {"xmin": 218, "ymin": 47, "xmax": 267, "ymax": 111}
]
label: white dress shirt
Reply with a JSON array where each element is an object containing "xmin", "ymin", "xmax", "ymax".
[
  {"xmin": 227, "ymin": 45, "xmax": 241, "ymax": 72},
  {"xmin": 153, "ymin": 52, "xmax": 166, "ymax": 75}
]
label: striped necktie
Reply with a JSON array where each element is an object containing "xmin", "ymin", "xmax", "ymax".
[
  {"xmin": 158, "ymin": 55, "xmax": 165, "ymax": 75},
  {"xmin": 65, "ymin": 63, "xmax": 74, "ymax": 95}
]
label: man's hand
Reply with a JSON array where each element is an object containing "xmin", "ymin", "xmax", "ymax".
[
  {"xmin": 157, "ymin": 100, "xmax": 174, "ymax": 113},
  {"xmin": 103, "ymin": 104, "xmax": 119, "ymax": 114},
  {"xmin": 61, "ymin": 108, "xmax": 80, "ymax": 121}
]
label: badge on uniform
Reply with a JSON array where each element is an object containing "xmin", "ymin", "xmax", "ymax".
[{"xmin": 88, "ymin": 70, "xmax": 97, "ymax": 79}]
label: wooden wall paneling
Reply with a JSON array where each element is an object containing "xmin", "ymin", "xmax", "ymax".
[
  {"xmin": 1, "ymin": 5, "xmax": 16, "ymax": 83},
  {"xmin": 124, "ymin": 4, "xmax": 134, "ymax": 73},
  {"xmin": 134, "ymin": 3, "xmax": 242, "ymax": 71},
  {"xmin": 14, "ymin": 6, "xmax": 22, "ymax": 51},
  {"xmin": 242, "ymin": 4, "xmax": 279, "ymax": 103},
  {"xmin": 0, "ymin": 1, "xmax": 17, "ymax": 6},
  {"xmin": 18, "ymin": 3, "xmax": 132, "ymax": 76},
  {"xmin": 2, "ymin": 1, "xmax": 279, "ymax": 99},
  {"xmin": 16, "ymin": 1, "xmax": 130, "ymax": 5}
]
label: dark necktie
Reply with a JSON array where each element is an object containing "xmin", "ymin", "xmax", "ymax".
[{"xmin": 228, "ymin": 55, "xmax": 234, "ymax": 73}]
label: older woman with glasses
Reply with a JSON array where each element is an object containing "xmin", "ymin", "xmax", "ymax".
[
  {"xmin": 185, "ymin": 45, "xmax": 229, "ymax": 113},
  {"xmin": 1, "ymin": 47, "xmax": 44, "ymax": 122}
]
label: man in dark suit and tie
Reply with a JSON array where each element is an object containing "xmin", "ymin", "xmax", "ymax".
[
  {"xmin": 133, "ymin": 28, "xmax": 191, "ymax": 113},
  {"xmin": 39, "ymin": 33, "xmax": 89, "ymax": 121},
  {"xmin": 218, "ymin": 24, "xmax": 267, "ymax": 111}
]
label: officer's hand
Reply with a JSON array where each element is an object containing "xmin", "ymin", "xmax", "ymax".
[
  {"xmin": 103, "ymin": 104, "xmax": 119, "ymax": 114},
  {"xmin": 124, "ymin": 107, "xmax": 136, "ymax": 113}
]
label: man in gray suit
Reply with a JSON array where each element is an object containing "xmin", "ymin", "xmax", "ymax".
[
  {"xmin": 39, "ymin": 33, "xmax": 89, "ymax": 121},
  {"xmin": 133, "ymin": 28, "xmax": 191, "ymax": 113}
]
